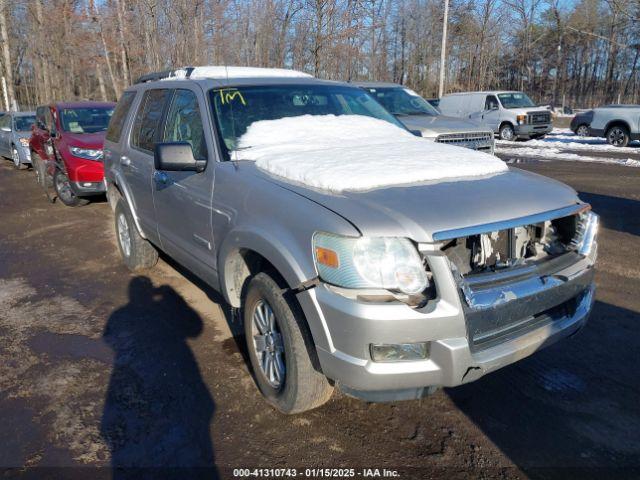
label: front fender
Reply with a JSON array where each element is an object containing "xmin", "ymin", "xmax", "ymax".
[{"xmin": 217, "ymin": 225, "xmax": 316, "ymax": 308}]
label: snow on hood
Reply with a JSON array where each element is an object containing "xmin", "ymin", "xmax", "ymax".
[{"xmin": 234, "ymin": 115, "xmax": 507, "ymax": 192}]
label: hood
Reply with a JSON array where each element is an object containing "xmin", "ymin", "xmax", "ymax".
[
  {"xmin": 252, "ymin": 166, "xmax": 581, "ymax": 243},
  {"xmin": 506, "ymin": 107, "xmax": 548, "ymax": 115},
  {"xmin": 62, "ymin": 132, "xmax": 106, "ymax": 149},
  {"xmin": 396, "ymin": 114, "xmax": 491, "ymax": 137}
]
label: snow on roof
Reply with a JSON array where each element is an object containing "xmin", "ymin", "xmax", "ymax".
[
  {"xmin": 234, "ymin": 114, "xmax": 508, "ymax": 192},
  {"xmin": 171, "ymin": 66, "xmax": 312, "ymax": 80}
]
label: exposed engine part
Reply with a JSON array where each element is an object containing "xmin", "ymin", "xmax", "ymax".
[{"xmin": 443, "ymin": 215, "xmax": 579, "ymax": 276}]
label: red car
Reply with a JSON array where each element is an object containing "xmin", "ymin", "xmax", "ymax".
[{"xmin": 30, "ymin": 101, "xmax": 115, "ymax": 206}]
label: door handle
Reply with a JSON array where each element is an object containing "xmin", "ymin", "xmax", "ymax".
[
  {"xmin": 154, "ymin": 171, "xmax": 169, "ymax": 185},
  {"xmin": 119, "ymin": 155, "xmax": 131, "ymax": 167}
]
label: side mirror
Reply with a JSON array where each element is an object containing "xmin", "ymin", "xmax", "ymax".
[{"xmin": 154, "ymin": 142, "xmax": 206, "ymax": 172}]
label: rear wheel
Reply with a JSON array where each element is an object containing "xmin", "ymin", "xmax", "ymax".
[
  {"xmin": 244, "ymin": 272, "xmax": 333, "ymax": 414},
  {"xmin": 53, "ymin": 169, "xmax": 89, "ymax": 207},
  {"xmin": 576, "ymin": 124, "xmax": 590, "ymax": 137},
  {"xmin": 114, "ymin": 198, "xmax": 158, "ymax": 271},
  {"xmin": 606, "ymin": 125, "xmax": 630, "ymax": 147},
  {"xmin": 499, "ymin": 123, "xmax": 515, "ymax": 141}
]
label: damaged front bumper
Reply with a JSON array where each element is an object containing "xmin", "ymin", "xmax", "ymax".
[{"xmin": 296, "ymin": 215, "xmax": 596, "ymax": 402}]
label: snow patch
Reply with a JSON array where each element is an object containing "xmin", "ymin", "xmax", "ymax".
[
  {"xmin": 169, "ymin": 66, "xmax": 312, "ymax": 80},
  {"xmin": 498, "ymin": 146, "xmax": 640, "ymax": 168},
  {"xmin": 234, "ymin": 115, "xmax": 508, "ymax": 192}
]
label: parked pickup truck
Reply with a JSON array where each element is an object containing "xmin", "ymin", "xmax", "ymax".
[
  {"xmin": 355, "ymin": 82, "xmax": 494, "ymax": 154},
  {"xmin": 438, "ymin": 91, "xmax": 553, "ymax": 141},
  {"xmin": 587, "ymin": 105, "xmax": 640, "ymax": 147},
  {"xmin": 104, "ymin": 66, "xmax": 597, "ymax": 414}
]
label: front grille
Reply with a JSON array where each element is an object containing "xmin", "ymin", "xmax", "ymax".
[
  {"xmin": 527, "ymin": 111, "xmax": 551, "ymax": 124},
  {"xmin": 436, "ymin": 132, "xmax": 494, "ymax": 152}
]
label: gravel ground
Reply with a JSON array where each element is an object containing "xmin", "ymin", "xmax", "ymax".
[{"xmin": 0, "ymin": 156, "xmax": 638, "ymax": 480}]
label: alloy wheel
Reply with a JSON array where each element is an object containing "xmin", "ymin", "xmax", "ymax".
[
  {"xmin": 576, "ymin": 125, "xmax": 589, "ymax": 137},
  {"xmin": 251, "ymin": 299, "xmax": 285, "ymax": 389},
  {"xmin": 608, "ymin": 127, "xmax": 626, "ymax": 146},
  {"xmin": 117, "ymin": 212, "xmax": 131, "ymax": 258},
  {"xmin": 11, "ymin": 148, "xmax": 20, "ymax": 168},
  {"xmin": 55, "ymin": 171, "xmax": 75, "ymax": 203}
]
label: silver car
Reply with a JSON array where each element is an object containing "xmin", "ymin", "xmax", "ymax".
[
  {"xmin": 0, "ymin": 111, "xmax": 35, "ymax": 169},
  {"xmin": 355, "ymin": 82, "xmax": 494, "ymax": 153},
  {"xmin": 104, "ymin": 67, "xmax": 597, "ymax": 414}
]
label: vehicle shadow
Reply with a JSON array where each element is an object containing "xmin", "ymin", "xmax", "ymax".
[
  {"xmin": 100, "ymin": 276, "xmax": 219, "ymax": 479},
  {"xmin": 158, "ymin": 252, "xmax": 250, "ymax": 364},
  {"xmin": 447, "ymin": 300, "xmax": 640, "ymax": 477},
  {"xmin": 579, "ymin": 191, "xmax": 640, "ymax": 237}
]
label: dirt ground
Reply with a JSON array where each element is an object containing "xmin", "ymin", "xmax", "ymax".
[{"xmin": 0, "ymin": 157, "xmax": 638, "ymax": 479}]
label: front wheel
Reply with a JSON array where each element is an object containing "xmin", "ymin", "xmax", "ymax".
[
  {"xmin": 606, "ymin": 125, "xmax": 630, "ymax": 147},
  {"xmin": 12, "ymin": 147, "xmax": 26, "ymax": 170},
  {"xmin": 54, "ymin": 169, "xmax": 89, "ymax": 207},
  {"xmin": 499, "ymin": 123, "xmax": 515, "ymax": 141},
  {"xmin": 244, "ymin": 272, "xmax": 333, "ymax": 414}
]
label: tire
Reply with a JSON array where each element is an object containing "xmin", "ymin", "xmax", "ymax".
[
  {"xmin": 53, "ymin": 169, "xmax": 89, "ymax": 207},
  {"xmin": 499, "ymin": 123, "xmax": 515, "ymax": 141},
  {"xmin": 606, "ymin": 125, "xmax": 630, "ymax": 147},
  {"xmin": 11, "ymin": 147, "xmax": 26, "ymax": 170},
  {"xmin": 576, "ymin": 124, "xmax": 590, "ymax": 137},
  {"xmin": 32, "ymin": 152, "xmax": 49, "ymax": 188},
  {"xmin": 244, "ymin": 272, "xmax": 333, "ymax": 414},
  {"xmin": 114, "ymin": 198, "xmax": 158, "ymax": 271}
]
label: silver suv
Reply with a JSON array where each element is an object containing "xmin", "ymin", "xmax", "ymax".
[
  {"xmin": 104, "ymin": 67, "xmax": 597, "ymax": 414},
  {"xmin": 355, "ymin": 82, "xmax": 494, "ymax": 153},
  {"xmin": 588, "ymin": 105, "xmax": 640, "ymax": 147}
]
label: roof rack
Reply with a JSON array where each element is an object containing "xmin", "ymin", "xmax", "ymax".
[
  {"xmin": 134, "ymin": 67, "xmax": 195, "ymax": 84},
  {"xmin": 134, "ymin": 66, "xmax": 312, "ymax": 84}
]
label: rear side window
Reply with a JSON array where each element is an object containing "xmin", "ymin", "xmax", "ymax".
[
  {"xmin": 106, "ymin": 91, "xmax": 136, "ymax": 142},
  {"xmin": 162, "ymin": 89, "xmax": 208, "ymax": 160},
  {"xmin": 131, "ymin": 89, "xmax": 171, "ymax": 152}
]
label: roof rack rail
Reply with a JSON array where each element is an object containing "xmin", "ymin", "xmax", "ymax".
[{"xmin": 134, "ymin": 67, "xmax": 195, "ymax": 84}]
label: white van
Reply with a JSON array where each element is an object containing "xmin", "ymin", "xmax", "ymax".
[{"xmin": 438, "ymin": 91, "xmax": 552, "ymax": 141}]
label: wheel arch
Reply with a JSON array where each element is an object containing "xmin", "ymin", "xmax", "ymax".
[
  {"xmin": 218, "ymin": 228, "xmax": 313, "ymax": 309},
  {"xmin": 604, "ymin": 119, "xmax": 631, "ymax": 134},
  {"xmin": 107, "ymin": 171, "xmax": 147, "ymax": 239}
]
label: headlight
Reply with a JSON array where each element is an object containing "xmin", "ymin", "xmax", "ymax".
[
  {"xmin": 516, "ymin": 114, "xmax": 527, "ymax": 125},
  {"xmin": 572, "ymin": 210, "xmax": 599, "ymax": 260},
  {"xmin": 313, "ymin": 233, "xmax": 428, "ymax": 295},
  {"xmin": 69, "ymin": 146, "xmax": 103, "ymax": 160},
  {"xmin": 19, "ymin": 138, "xmax": 29, "ymax": 147}
]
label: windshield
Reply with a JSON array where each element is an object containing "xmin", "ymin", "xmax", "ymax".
[
  {"xmin": 14, "ymin": 115, "xmax": 35, "ymax": 131},
  {"xmin": 363, "ymin": 87, "xmax": 439, "ymax": 116},
  {"xmin": 60, "ymin": 107, "xmax": 114, "ymax": 133},
  {"xmin": 497, "ymin": 92, "xmax": 536, "ymax": 109},
  {"xmin": 210, "ymin": 84, "xmax": 404, "ymax": 152}
]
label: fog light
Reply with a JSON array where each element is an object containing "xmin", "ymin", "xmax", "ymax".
[{"xmin": 370, "ymin": 342, "xmax": 429, "ymax": 362}]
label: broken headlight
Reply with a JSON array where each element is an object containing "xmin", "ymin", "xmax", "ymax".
[
  {"xmin": 313, "ymin": 233, "xmax": 428, "ymax": 295},
  {"xmin": 572, "ymin": 210, "xmax": 599, "ymax": 260}
]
